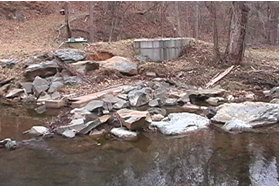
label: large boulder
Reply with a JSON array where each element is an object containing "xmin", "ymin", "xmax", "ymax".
[
  {"xmin": 24, "ymin": 61, "xmax": 60, "ymax": 81},
  {"xmin": 54, "ymin": 49, "xmax": 86, "ymax": 63},
  {"xmin": 101, "ymin": 56, "xmax": 138, "ymax": 75},
  {"xmin": 211, "ymin": 102, "xmax": 279, "ymax": 127},
  {"xmin": 151, "ymin": 113, "xmax": 210, "ymax": 135}
]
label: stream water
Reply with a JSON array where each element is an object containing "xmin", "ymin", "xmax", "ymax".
[{"xmin": 1, "ymin": 104, "xmax": 279, "ymax": 186}]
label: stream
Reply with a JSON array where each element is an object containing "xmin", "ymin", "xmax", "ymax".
[{"xmin": 1, "ymin": 104, "xmax": 279, "ymax": 186}]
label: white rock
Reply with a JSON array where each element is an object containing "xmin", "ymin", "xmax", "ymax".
[
  {"xmin": 110, "ymin": 128, "xmax": 138, "ymax": 141},
  {"xmin": 222, "ymin": 119, "xmax": 252, "ymax": 131},
  {"xmin": 24, "ymin": 126, "xmax": 49, "ymax": 136},
  {"xmin": 151, "ymin": 113, "xmax": 210, "ymax": 135}
]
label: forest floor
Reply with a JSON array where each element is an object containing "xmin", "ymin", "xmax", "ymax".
[{"xmin": 0, "ymin": 12, "xmax": 278, "ymax": 100}]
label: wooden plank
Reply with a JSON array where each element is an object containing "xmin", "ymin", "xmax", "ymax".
[
  {"xmin": 205, "ymin": 65, "xmax": 234, "ymax": 88},
  {"xmin": 70, "ymin": 85, "xmax": 128, "ymax": 108}
]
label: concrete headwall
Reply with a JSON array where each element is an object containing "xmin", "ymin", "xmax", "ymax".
[{"xmin": 134, "ymin": 38, "xmax": 191, "ymax": 62}]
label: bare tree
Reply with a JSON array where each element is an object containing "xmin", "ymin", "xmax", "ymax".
[
  {"xmin": 193, "ymin": 2, "xmax": 200, "ymax": 39},
  {"xmin": 205, "ymin": 2, "xmax": 220, "ymax": 60},
  {"xmin": 267, "ymin": 2, "xmax": 279, "ymax": 45},
  {"xmin": 226, "ymin": 2, "xmax": 250, "ymax": 65},
  {"xmin": 88, "ymin": 2, "xmax": 94, "ymax": 42},
  {"xmin": 175, "ymin": 2, "xmax": 182, "ymax": 37},
  {"xmin": 64, "ymin": 2, "xmax": 72, "ymax": 39}
]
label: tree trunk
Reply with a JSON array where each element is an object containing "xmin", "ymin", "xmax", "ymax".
[
  {"xmin": 88, "ymin": 2, "xmax": 94, "ymax": 42},
  {"xmin": 193, "ymin": 2, "xmax": 200, "ymax": 39},
  {"xmin": 175, "ymin": 2, "xmax": 182, "ymax": 37},
  {"xmin": 64, "ymin": 2, "xmax": 72, "ymax": 39},
  {"xmin": 206, "ymin": 2, "xmax": 220, "ymax": 60},
  {"xmin": 267, "ymin": 2, "xmax": 279, "ymax": 45},
  {"xmin": 226, "ymin": 2, "xmax": 250, "ymax": 65}
]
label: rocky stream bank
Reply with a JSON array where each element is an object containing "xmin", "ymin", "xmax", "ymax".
[{"xmin": 0, "ymin": 48, "xmax": 279, "ymax": 150}]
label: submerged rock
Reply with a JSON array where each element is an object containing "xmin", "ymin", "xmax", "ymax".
[
  {"xmin": 62, "ymin": 129, "xmax": 76, "ymax": 138},
  {"xmin": 222, "ymin": 119, "xmax": 252, "ymax": 132},
  {"xmin": 54, "ymin": 49, "xmax": 86, "ymax": 63},
  {"xmin": 110, "ymin": 128, "xmax": 138, "ymax": 141},
  {"xmin": 0, "ymin": 138, "xmax": 17, "ymax": 150},
  {"xmin": 211, "ymin": 102, "xmax": 279, "ymax": 127},
  {"xmin": 151, "ymin": 113, "xmax": 210, "ymax": 135}
]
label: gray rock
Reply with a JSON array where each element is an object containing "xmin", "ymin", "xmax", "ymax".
[
  {"xmin": 37, "ymin": 92, "xmax": 52, "ymax": 102},
  {"xmin": 102, "ymin": 94, "xmax": 122, "ymax": 104},
  {"xmin": 148, "ymin": 107, "xmax": 167, "ymax": 116},
  {"xmin": 188, "ymin": 88, "xmax": 226, "ymax": 97},
  {"xmin": 117, "ymin": 94, "xmax": 128, "ymax": 100},
  {"xmin": 128, "ymin": 88, "xmax": 151, "ymax": 107},
  {"xmin": 0, "ymin": 138, "xmax": 17, "ymax": 150},
  {"xmin": 177, "ymin": 95, "xmax": 190, "ymax": 105},
  {"xmin": 89, "ymin": 129, "xmax": 106, "ymax": 139},
  {"xmin": 113, "ymin": 99, "xmax": 129, "ymax": 109},
  {"xmin": 211, "ymin": 102, "xmax": 279, "ymax": 127},
  {"xmin": 146, "ymin": 72, "xmax": 157, "ymax": 77},
  {"xmin": 54, "ymin": 49, "xmax": 86, "ymax": 63},
  {"xmin": 182, "ymin": 103, "xmax": 207, "ymax": 113},
  {"xmin": 149, "ymin": 99, "xmax": 160, "ymax": 107},
  {"xmin": 78, "ymin": 119, "xmax": 102, "ymax": 135},
  {"xmin": 85, "ymin": 100, "xmax": 104, "ymax": 112},
  {"xmin": 206, "ymin": 97, "xmax": 225, "ymax": 106},
  {"xmin": 0, "ymin": 59, "xmax": 17, "ymax": 68},
  {"xmin": 110, "ymin": 128, "xmax": 138, "ymax": 141},
  {"xmin": 164, "ymin": 98, "xmax": 177, "ymax": 106},
  {"xmin": 55, "ymin": 118, "xmax": 85, "ymax": 134},
  {"xmin": 116, "ymin": 109, "xmax": 150, "ymax": 130},
  {"xmin": 270, "ymin": 98, "xmax": 279, "ymax": 104},
  {"xmin": 51, "ymin": 91, "xmax": 61, "ymax": 100},
  {"xmin": 48, "ymin": 81, "xmax": 64, "ymax": 93},
  {"xmin": 24, "ymin": 126, "xmax": 49, "ymax": 136},
  {"xmin": 222, "ymin": 119, "xmax": 252, "ymax": 132},
  {"xmin": 101, "ymin": 56, "xmax": 138, "ymax": 75},
  {"xmin": 63, "ymin": 76, "xmax": 83, "ymax": 85},
  {"xmin": 151, "ymin": 113, "xmax": 210, "ymax": 135},
  {"xmin": 20, "ymin": 82, "xmax": 33, "ymax": 94},
  {"xmin": 269, "ymin": 87, "xmax": 279, "ymax": 98},
  {"xmin": 62, "ymin": 130, "xmax": 76, "ymax": 138},
  {"xmin": 32, "ymin": 76, "xmax": 50, "ymax": 97},
  {"xmin": 5, "ymin": 89, "xmax": 24, "ymax": 98},
  {"xmin": 35, "ymin": 105, "xmax": 46, "ymax": 114},
  {"xmin": 24, "ymin": 61, "xmax": 60, "ymax": 81}
]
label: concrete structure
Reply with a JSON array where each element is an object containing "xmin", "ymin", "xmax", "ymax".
[{"xmin": 134, "ymin": 38, "xmax": 192, "ymax": 62}]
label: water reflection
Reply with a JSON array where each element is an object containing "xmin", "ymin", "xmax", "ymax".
[{"xmin": 1, "ymin": 105, "xmax": 279, "ymax": 185}]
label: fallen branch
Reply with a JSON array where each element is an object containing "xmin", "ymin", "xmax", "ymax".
[
  {"xmin": 54, "ymin": 59, "xmax": 92, "ymax": 84},
  {"xmin": 205, "ymin": 65, "xmax": 234, "ymax": 88}
]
